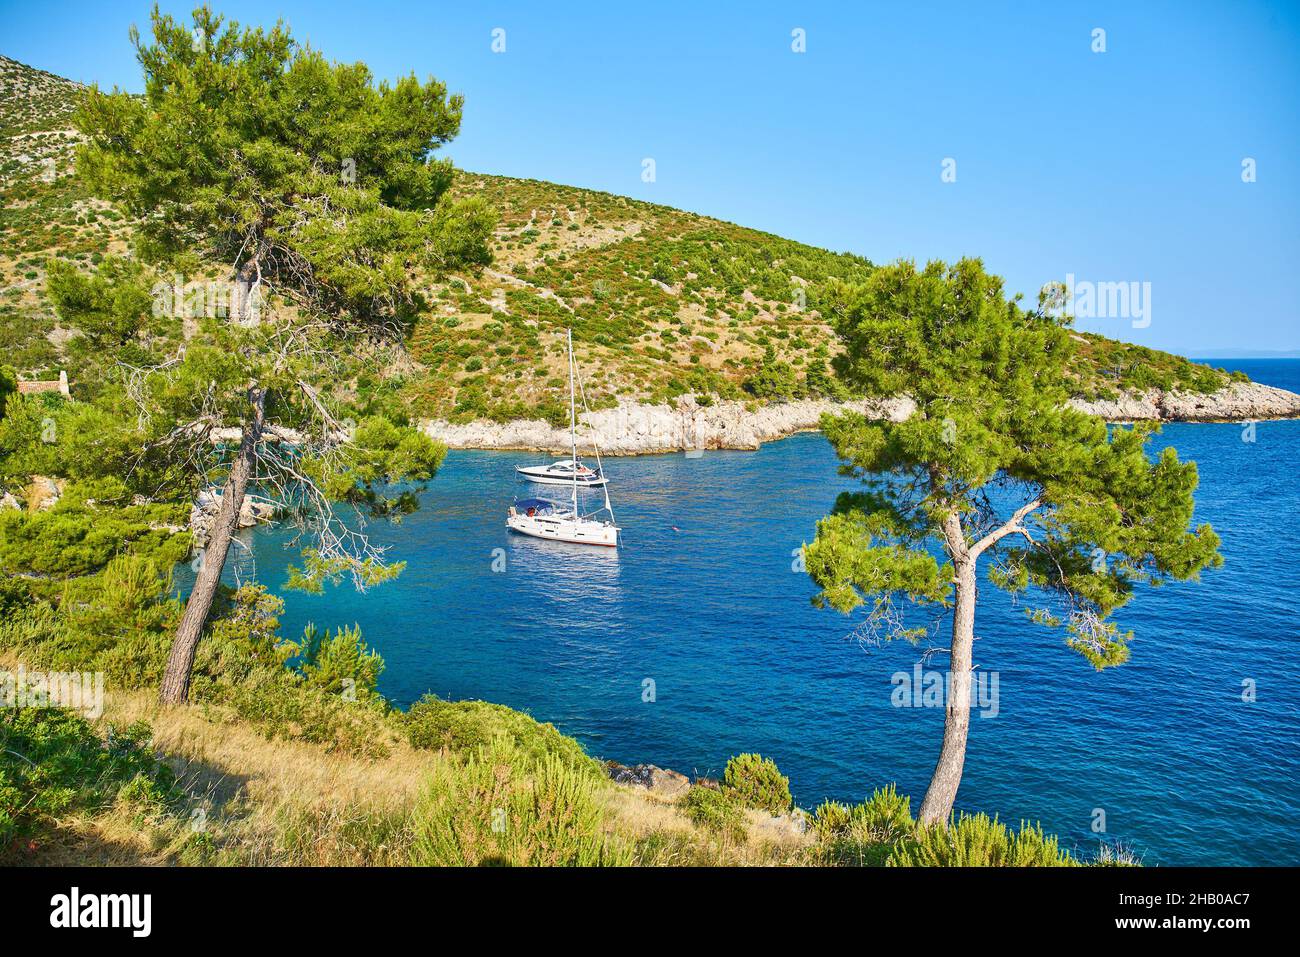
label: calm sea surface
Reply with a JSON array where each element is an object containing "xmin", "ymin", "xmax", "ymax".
[{"xmin": 198, "ymin": 358, "xmax": 1300, "ymax": 865}]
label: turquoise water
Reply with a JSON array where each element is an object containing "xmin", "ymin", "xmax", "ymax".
[{"xmin": 204, "ymin": 359, "xmax": 1300, "ymax": 865}]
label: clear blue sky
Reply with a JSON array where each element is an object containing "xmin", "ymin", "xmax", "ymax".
[{"xmin": 3, "ymin": 0, "xmax": 1298, "ymax": 354}]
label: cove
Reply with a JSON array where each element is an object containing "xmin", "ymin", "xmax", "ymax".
[{"xmin": 180, "ymin": 361, "xmax": 1300, "ymax": 866}]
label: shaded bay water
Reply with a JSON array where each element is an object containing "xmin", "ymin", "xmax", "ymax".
[{"xmin": 193, "ymin": 359, "xmax": 1300, "ymax": 865}]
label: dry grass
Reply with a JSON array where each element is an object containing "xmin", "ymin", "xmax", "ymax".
[
  {"xmin": 604, "ymin": 784, "xmax": 813, "ymax": 866},
  {"xmin": 113, "ymin": 691, "xmax": 432, "ymax": 809},
  {"xmin": 92, "ymin": 688, "xmax": 441, "ymax": 865},
  {"xmin": 11, "ymin": 674, "xmax": 813, "ymax": 867},
  {"xmin": 2, "ymin": 641, "xmax": 821, "ymax": 867}
]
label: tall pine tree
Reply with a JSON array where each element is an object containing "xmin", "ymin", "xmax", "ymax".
[
  {"xmin": 804, "ymin": 258, "xmax": 1222, "ymax": 823},
  {"xmin": 69, "ymin": 5, "xmax": 494, "ymax": 702}
]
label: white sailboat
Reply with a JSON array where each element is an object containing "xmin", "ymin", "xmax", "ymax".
[
  {"xmin": 506, "ymin": 329, "xmax": 620, "ymax": 548},
  {"xmin": 515, "ymin": 459, "xmax": 607, "ymax": 487}
]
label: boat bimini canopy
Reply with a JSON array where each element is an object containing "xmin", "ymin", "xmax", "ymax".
[{"xmin": 513, "ymin": 497, "xmax": 564, "ymax": 516}]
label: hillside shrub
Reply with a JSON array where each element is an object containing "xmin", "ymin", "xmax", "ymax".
[
  {"xmin": 723, "ymin": 752, "xmax": 791, "ymax": 814},
  {"xmin": 409, "ymin": 742, "xmax": 628, "ymax": 866},
  {"xmin": 810, "ymin": 784, "xmax": 914, "ymax": 865},
  {"xmin": 743, "ymin": 346, "xmax": 800, "ymax": 400},
  {"xmin": 681, "ymin": 785, "xmax": 746, "ymax": 842},
  {"xmin": 403, "ymin": 694, "xmax": 599, "ymax": 772},
  {"xmin": 0, "ymin": 710, "xmax": 178, "ymax": 856},
  {"xmin": 293, "ymin": 622, "xmax": 385, "ymax": 701},
  {"xmin": 804, "ymin": 359, "xmax": 850, "ymax": 400},
  {"xmin": 813, "ymin": 783, "xmax": 913, "ymax": 844},
  {"xmin": 888, "ymin": 813, "xmax": 1077, "ymax": 867}
]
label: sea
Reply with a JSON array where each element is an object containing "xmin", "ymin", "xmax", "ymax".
[{"xmin": 186, "ymin": 358, "xmax": 1300, "ymax": 865}]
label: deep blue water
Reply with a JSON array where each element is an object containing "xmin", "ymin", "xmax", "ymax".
[{"xmin": 202, "ymin": 359, "xmax": 1300, "ymax": 866}]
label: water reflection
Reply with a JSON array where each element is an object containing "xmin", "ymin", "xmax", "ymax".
[{"xmin": 505, "ymin": 532, "xmax": 622, "ymax": 598}]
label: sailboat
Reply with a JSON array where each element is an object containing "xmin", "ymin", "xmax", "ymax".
[{"xmin": 506, "ymin": 329, "xmax": 620, "ymax": 547}]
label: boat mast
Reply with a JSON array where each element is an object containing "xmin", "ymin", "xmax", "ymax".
[
  {"xmin": 571, "ymin": 339, "xmax": 616, "ymax": 528},
  {"xmin": 568, "ymin": 327, "xmax": 578, "ymax": 513}
]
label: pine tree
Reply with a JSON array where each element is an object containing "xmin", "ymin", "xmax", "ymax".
[
  {"xmin": 804, "ymin": 258, "xmax": 1222, "ymax": 823},
  {"xmin": 68, "ymin": 6, "xmax": 494, "ymax": 703}
]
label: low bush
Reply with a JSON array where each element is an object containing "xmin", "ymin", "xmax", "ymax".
[
  {"xmin": 293, "ymin": 622, "xmax": 385, "ymax": 702},
  {"xmin": 681, "ymin": 785, "xmax": 746, "ymax": 842},
  {"xmin": 188, "ymin": 587, "xmax": 394, "ymax": 757},
  {"xmin": 813, "ymin": 783, "xmax": 912, "ymax": 842},
  {"xmin": 810, "ymin": 784, "xmax": 914, "ymax": 865},
  {"xmin": 403, "ymin": 694, "xmax": 599, "ymax": 772},
  {"xmin": 0, "ymin": 709, "xmax": 178, "ymax": 857},
  {"xmin": 723, "ymin": 752, "xmax": 791, "ymax": 814},
  {"xmin": 743, "ymin": 345, "xmax": 801, "ymax": 400},
  {"xmin": 409, "ymin": 741, "xmax": 628, "ymax": 866},
  {"xmin": 804, "ymin": 359, "xmax": 850, "ymax": 400},
  {"xmin": 888, "ymin": 813, "xmax": 1077, "ymax": 867},
  {"xmin": 853, "ymin": 783, "xmax": 913, "ymax": 841},
  {"xmin": 811, "ymin": 799, "xmax": 853, "ymax": 839}
]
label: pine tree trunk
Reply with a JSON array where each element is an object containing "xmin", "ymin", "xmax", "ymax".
[
  {"xmin": 918, "ymin": 513, "xmax": 978, "ymax": 825},
  {"xmin": 160, "ymin": 388, "xmax": 264, "ymax": 704},
  {"xmin": 231, "ymin": 251, "xmax": 262, "ymax": 325}
]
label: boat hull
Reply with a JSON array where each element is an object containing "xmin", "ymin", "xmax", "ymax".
[
  {"xmin": 506, "ymin": 513, "xmax": 619, "ymax": 547},
  {"xmin": 515, "ymin": 471, "xmax": 608, "ymax": 487}
]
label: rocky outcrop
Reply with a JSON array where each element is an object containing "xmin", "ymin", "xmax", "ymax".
[
  {"xmin": 424, "ymin": 395, "xmax": 915, "ymax": 455},
  {"xmin": 189, "ymin": 489, "xmax": 278, "ymax": 548},
  {"xmin": 27, "ymin": 476, "xmax": 63, "ymax": 511},
  {"xmin": 209, "ymin": 424, "xmax": 306, "ymax": 444},
  {"xmin": 423, "ymin": 382, "xmax": 1300, "ymax": 456},
  {"xmin": 1069, "ymin": 380, "xmax": 1300, "ymax": 423},
  {"xmin": 753, "ymin": 809, "xmax": 812, "ymax": 840},
  {"xmin": 606, "ymin": 762, "xmax": 692, "ymax": 799}
]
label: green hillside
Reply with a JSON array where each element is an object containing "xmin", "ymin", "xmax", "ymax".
[{"xmin": 0, "ymin": 54, "xmax": 1237, "ymax": 424}]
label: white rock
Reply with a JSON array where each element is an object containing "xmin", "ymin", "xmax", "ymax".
[
  {"xmin": 189, "ymin": 489, "xmax": 278, "ymax": 547},
  {"xmin": 423, "ymin": 396, "xmax": 915, "ymax": 455},
  {"xmin": 1069, "ymin": 381, "xmax": 1300, "ymax": 422},
  {"xmin": 423, "ymin": 382, "xmax": 1298, "ymax": 456}
]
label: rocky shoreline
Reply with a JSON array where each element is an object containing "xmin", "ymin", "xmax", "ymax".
[
  {"xmin": 424, "ymin": 395, "xmax": 914, "ymax": 456},
  {"xmin": 189, "ymin": 488, "xmax": 278, "ymax": 548},
  {"xmin": 422, "ymin": 381, "xmax": 1300, "ymax": 455},
  {"xmin": 161, "ymin": 379, "xmax": 1297, "ymax": 539},
  {"xmin": 1069, "ymin": 380, "xmax": 1300, "ymax": 423}
]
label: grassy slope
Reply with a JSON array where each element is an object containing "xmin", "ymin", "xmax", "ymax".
[
  {"xmin": 0, "ymin": 55, "xmax": 1238, "ymax": 420},
  {"xmin": 0, "ymin": 651, "xmax": 813, "ymax": 867},
  {"xmin": 0, "ymin": 57, "xmax": 133, "ymax": 375}
]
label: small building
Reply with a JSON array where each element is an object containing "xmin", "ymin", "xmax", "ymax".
[{"xmin": 17, "ymin": 370, "xmax": 70, "ymax": 398}]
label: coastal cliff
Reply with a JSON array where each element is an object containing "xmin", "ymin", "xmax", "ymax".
[
  {"xmin": 424, "ymin": 395, "xmax": 914, "ymax": 455},
  {"xmin": 1068, "ymin": 379, "xmax": 1300, "ymax": 423},
  {"xmin": 423, "ymin": 381, "xmax": 1300, "ymax": 455}
]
